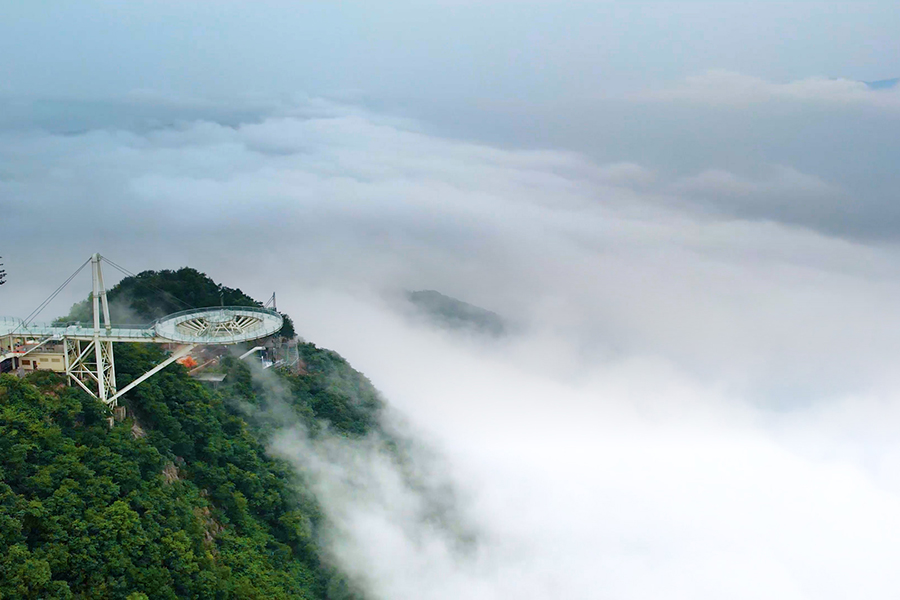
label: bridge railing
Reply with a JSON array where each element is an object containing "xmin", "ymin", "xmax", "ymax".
[
  {"xmin": 2, "ymin": 306, "xmax": 282, "ymax": 344},
  {"xmin": 152, "ymin": 306, "xmax": 282, "ymax": 344},
  {"xmin": 0, "ymin": 322, "xmax": 158, "ymax": 340},
  {"xmin": 153, "ymin": 306, "xmax": 280, "ymax": 322}
]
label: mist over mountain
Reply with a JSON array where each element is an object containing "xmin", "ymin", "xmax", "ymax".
[{"xmin": 7, "ymin": 89, "xmax": 900, "ymax": 595}]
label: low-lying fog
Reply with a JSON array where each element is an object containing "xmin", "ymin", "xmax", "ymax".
[{"xmin": 277, "ymin": 284, "xmax": 900, "ymax": 599}]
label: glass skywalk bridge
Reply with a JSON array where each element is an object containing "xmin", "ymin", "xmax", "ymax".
[
  {"xmin": 1, "ymin": 254, "xmax": 284, "ymax": 408},
  {"xmin": 0, "ymin": 307, "xmax": 283, "ymax": 345}
]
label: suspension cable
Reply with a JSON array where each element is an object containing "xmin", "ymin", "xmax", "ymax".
[
  {"xmin": 15, "ymin": 257, "xmax": 92, "ymax": 332},
  {"xmin": 11, "ymin": 254, "xmax": 207, "ymax": 337},
  {"xmin": 99, "ymin": 255, "xmax": 196, "ymax": 311}
]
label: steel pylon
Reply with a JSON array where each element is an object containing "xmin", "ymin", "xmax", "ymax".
[{"xmin": 64, "ymin": 254, "xmax": 118, "ymax": 404}]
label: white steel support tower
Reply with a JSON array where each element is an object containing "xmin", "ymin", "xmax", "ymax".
[
  {"xmin": 0, "ymin": 253, "xmax": 283, "ymax": 408},
  {"xmin": 64, "ymin": 254, "xmax": 118, "ymax": 402}
]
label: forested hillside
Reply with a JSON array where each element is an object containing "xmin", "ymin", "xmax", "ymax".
[{"xmin": 0, "ymin": 270, "xmax": 384, "ymax": 599}]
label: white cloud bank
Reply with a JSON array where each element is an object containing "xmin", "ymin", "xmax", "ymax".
[
  {"xmin": 275, "ymin": 286, "xmax": 900, "ymax": 600},
  {"xmin": 5, "ymin": 102, "xmax": 900, "ymax": 597},
  {"xmin": 649, "ymin": 70, "xmax": 900, "ymax": 109}
]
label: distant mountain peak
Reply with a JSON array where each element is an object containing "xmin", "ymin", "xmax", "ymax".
[
  {"xmin": 864, "ymin": 78, "xmax": 899, "ymax": 90},
  {"xmin": 406, "ymin": 290, "xmax": 507, "ymax": 337}
]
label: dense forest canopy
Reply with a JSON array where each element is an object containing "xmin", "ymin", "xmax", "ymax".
[{"xmin": 0, "ymin": 269, "xmax": 385, "ymax": 599}]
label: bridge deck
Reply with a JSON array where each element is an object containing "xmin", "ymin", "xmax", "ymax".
[{"xmin": 1, "ymin": 307, "xmax": 282, "ymax": 346}]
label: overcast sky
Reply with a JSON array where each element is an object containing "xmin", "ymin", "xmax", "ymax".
[
  {"xmin": 3, "ymin": 1, "xmax": 899, "ymax": 98},
  {"xmin": 3, "ymin": 2, "xmax": 900, "ymax": 598}
]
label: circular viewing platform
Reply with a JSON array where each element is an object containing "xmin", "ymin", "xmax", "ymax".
[{"xmin": 153, "ymin": 307, "xmax": 283, "ymax": 344}]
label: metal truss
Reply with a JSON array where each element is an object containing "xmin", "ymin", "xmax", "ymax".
[
  {"xmin": 64, "ymin": 337, "xmax": 116, "ymax": 402},
  {"xmin": 64, "ymin": 254, "xmax": 119, "ymax": 404}
]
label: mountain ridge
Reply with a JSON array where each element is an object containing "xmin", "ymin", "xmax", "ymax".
[{"xmin": 406, "ymin": 290, "xmax": 507, "ymax": 337}]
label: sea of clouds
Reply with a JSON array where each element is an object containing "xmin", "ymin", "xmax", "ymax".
[{"xmin": 4, "ymin": 73, "xmax": 900, "ymax": 597}]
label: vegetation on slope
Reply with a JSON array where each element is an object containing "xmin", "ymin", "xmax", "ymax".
[{"xmin": 0, "ymin": 270, "xmax": 385, "ymax": 599}]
